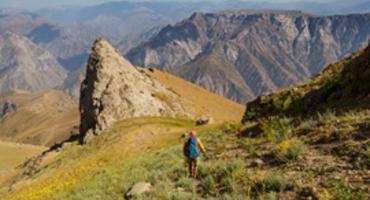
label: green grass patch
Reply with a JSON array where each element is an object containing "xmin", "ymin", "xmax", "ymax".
[
  {"xmin": 261, "ymin": 117, "xmax": 294, "ymax": 143},
  {"xmin": 333, "ymin": 180, "xmax": 368, "ymax": 200}
]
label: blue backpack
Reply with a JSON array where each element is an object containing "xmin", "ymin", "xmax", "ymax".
[{"xmin": 184, "ymin": 136, "xmax": 201, "ymax": 159}]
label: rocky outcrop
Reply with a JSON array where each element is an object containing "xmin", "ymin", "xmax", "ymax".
[
  {"xmin": 1, "ymin": 101, "xmax": 17, "ymax": 117},
  {"xmin": 127, "ymin": 11, "xmax": 370, "ymax": 103},
  {"xmin": 79, "ymin": 38, "xmax": 189, "ymax": 143}
]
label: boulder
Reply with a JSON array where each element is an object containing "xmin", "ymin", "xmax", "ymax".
[
  {"xmin": 125, "ymin": 182, "xmax": 152, "ymax": 199},
  {"xmin": 196, "ymin": 117, "xmax": 214, "ymax": 125},
  {"xmin": 250, "ymin": 158, "xmax": 264, "ymax": 168}
]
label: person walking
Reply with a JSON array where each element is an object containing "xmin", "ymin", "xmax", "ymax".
[{"xmin": 183, "ymin": 130, "xmax": 206, "ymax": 178}]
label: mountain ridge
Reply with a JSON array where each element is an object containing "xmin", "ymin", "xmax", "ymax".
[{"xmin": 127, "ymin": 11, "xmax": 370, "ymax": 103}]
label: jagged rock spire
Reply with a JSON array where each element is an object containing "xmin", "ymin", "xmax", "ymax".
[{"xmin": 79, "ymin": 38, "xmax": 188, "ymax": 143}]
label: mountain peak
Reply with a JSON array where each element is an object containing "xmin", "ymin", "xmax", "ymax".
[
  {"xmin": 79, "ymin": 38, "xmax": 190, "ymax": 143},
  {"xmin": 0, "ymin": 32, "xmax": 67, "ymax": 93}
]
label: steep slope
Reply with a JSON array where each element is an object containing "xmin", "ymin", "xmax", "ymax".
[
  {"xmin": 0, "ymin": 32, "xmax": 67, "ymax": 93},
  {"xmin": 243, "ymin": 43, "xmax": 370, "ymax": 122},
  {"xmin": 230, "ymin": 44, "xmax": 370, "ymax": 199},
  {"xmin": 0, "ymin": 90, "xmax": 79, "ymax": 147},
  {"xmin": 127, "ymin": 11, "xmax": 370, "ymax": 103}
]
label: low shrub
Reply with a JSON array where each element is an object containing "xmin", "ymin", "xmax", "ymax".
[
  {"xmin": 276, "ymin": 139, "xmax": 305, "ymax": 162},
  {"xmin": 198, "ymin": 159, "xmax": 245, "ymax": 195},
  {"xmin": 317, "ymin": 110, "xmax": 337, "ymax": 124},
  {"xmin": 253, "ymin": 171, "xmax": 289, "ymax": 193},
  {"xmin": 238, "ymin": 138, "xmax": 258, "ymax": 156},
  {"xmin": 200, "ymin": 176, "xmax": 217, "ymax": 194},
  {"xmin": 261, "ymin": 117, "xmax": 294, "ymax": 143},
  {"xmin": 259, "ymin": 192, "xmax": 277, "ymax": 200},
  {"xmin": 333, "ymin": 180, "xmax": 368, "ymax": 200},
  {"xmin": 176, "ymin": 177, "xmax": 193, "ymax": 191}
]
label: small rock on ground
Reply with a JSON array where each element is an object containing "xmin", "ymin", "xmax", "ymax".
[{"xmin": 125, "ymin": 182, "xmax": 152, "ymax": 199}]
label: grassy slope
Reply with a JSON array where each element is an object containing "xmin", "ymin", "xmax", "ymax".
[
  {"xmin": 0, "ymin": 117, "xmax": 212, "ymax": 200},
  {"xmin": 233, "ymin": 44, "xmax": 370, "ymax": 199},
  {"xmin": 2, "ymin": 113, "xmax": 368, "ymax": 200},
  {"xmin": 145, "ymin": 68, "xmax": 245, "ymax": 122},
  {"xmin": 0, "ymin": 68, "xmax": 244, "ymax": 198},
  {"xmin": 0, "ymin": 90, "xmax": 79, "ymax": 146}
]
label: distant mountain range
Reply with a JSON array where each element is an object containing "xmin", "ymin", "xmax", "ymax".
[
  {"xmin": 36, "ymin": 0, "xmax": 370, "ymax": 22},
  {"xmin": 0, "ymin": 32, "xmax": 67, "ymax": 92},
  {"xmin": 127, "ymin": 11, "xmax": 370, "ymax": 103},
  {"xmin": 0, "ymin": 1, "xmax": 370, "ymax": 102}
]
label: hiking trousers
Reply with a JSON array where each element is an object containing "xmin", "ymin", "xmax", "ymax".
[{"xmin": 187, "ymin": 158, "xmax": 198, "ymax": 177}]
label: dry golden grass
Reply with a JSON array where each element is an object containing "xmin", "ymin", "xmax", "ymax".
[
  {"xmin": 0, "ymin": 90, "xmax": 79, "ymax": 147},
  {"xmin": 0, "ymin": 141, "xmax": 45, "ymax": 171},
  {"xmin": 144, "ymin": 69, "xmax": 245, "ymax": 122}
]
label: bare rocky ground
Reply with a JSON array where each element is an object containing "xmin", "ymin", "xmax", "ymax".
[{"xmin": 191, "ymin": 110, "xmax": 369, "ymax": 199}]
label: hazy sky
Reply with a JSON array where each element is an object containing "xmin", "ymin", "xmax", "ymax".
[{"xmin": 0, "ymin": 0, "xmax": 361, "ymax": 10}]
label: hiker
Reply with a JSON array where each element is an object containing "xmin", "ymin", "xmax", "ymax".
[{"xmin": 183, "ymin": 130, "xmax": 206, "ymax": 178}]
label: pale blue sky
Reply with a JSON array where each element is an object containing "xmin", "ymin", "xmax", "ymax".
[{"xmin": 0, "ymin": 0, "xmax": 340, "ymax": 9}]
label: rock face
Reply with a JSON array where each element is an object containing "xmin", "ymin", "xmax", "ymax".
[
  {"xmin": 0, "ymin": 32, "xmax": 67, "ymax": 93},
  {"xmin": 79, "ymin": 38, "xmax": 188, "ymax": 142},
  {"xmin": 126, "ymin": 11, "xmax": 370, "ymax": 103}
]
